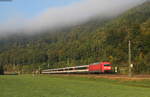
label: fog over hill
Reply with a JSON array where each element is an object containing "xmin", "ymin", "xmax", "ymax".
[{"xmin": 0, "ymin": 0, "xmax": 146, "ymax": 37}]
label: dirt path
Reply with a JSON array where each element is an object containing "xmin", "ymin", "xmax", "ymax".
[
  {"xmin": 56, "ymin": 74, "xmax": 150, "ymax": 81},
  {"xmin": 94, "ymin": 74, "xmax": 150, "ymax": 80}
]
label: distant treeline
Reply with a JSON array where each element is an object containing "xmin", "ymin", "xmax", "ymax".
[{"xmin": 0, "ymin": 2, "xmax": 150, "ymax": 74}]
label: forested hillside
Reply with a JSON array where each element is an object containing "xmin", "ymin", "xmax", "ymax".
[{"xmin": 0, "ymin": 1, "xmax": 149, "ymax": 73}]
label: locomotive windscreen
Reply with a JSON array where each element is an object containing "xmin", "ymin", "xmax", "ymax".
[{"xmin": 104, "ymin": 64, "xmax": 111, "ymax": 66}]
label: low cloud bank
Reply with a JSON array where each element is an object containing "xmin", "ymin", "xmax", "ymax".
[{"xmin": 0, "ymin": 0, "xmax": 146, "ymax": 37}]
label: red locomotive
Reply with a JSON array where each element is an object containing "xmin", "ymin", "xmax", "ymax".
[
  {"xmin": 89, "ymin": 62, "xmax": 112, "ymax": 73},
  {"xmin": 42, "ymin": 62, "xmax": 112, "ymax": 74}
]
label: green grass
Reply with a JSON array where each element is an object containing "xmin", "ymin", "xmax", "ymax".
[{"xmin": 0, "ymin": 75, "xmax": 150, "ymax": 97}]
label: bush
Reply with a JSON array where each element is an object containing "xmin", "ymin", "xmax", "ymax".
[{"xmin": 0, "ymin": 65, "xmax": 4, "ymax": 75}]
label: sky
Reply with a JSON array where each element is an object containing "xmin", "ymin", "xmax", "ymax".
[
  {"xmin": 0, "ymin": 0, "xmax": 81, "ymax": 22},
  {"xmin": 0, "ymin": 0, "xmax": 146, "ymax": 36}
]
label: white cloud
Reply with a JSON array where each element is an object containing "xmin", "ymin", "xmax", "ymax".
[{"xmin": 0, "ymin": 0, "xmax": 146, "ymax": 36}]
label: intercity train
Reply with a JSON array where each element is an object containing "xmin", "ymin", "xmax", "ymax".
[{"xmin": 42, "ymin": 62, "xmax": 112, "ymax": 74}]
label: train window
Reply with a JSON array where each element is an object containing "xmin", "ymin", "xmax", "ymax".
[
  {"xmin": 63, "ymin": 68, "xmax": 73, "ymax": 71},
  {"xmin": 68, "ymin": 68, "xmax": 74, "ymax": 70},
  {"xmin": 58, "ymin": 69, "xmax": 63, "ymax": 71},
  {"xmin": 104, "ymin": 64, "xmax": 111, "ymax": 66},
  {"xmin": 76, "ymin": 67, "xmax": 87, "ymax": 70}
]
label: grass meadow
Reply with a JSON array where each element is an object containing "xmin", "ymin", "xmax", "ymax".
[{"xmin": 0, "ymin": 75, "xmax": 150, "ymax": 97}]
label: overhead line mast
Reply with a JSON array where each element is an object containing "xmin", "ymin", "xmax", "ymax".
[{"xmin": 128, "ymin": 40, "xmax": 132, "ymax": 77}]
